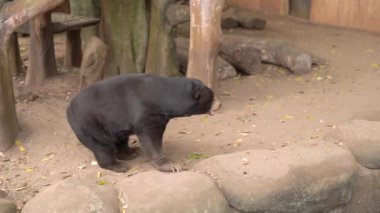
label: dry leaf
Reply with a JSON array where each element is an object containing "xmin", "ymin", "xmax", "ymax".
[
  {"xmin": 295, "ymin": 76, "xmax": 304, "ymax": 82},
  {"xmin": 187, "ymin": 153, "xmax": 208, "ymax": 160},
  {"xmin": 25, "ymin": 167, "xmax": 36, "ymax": 173},
  {"xmin": 42, "ymin": 153, "xmax": 56, "ymax": 161},
  {"xmin": 316, "ymin": 76, "xmax": 324, "ymax": 81},
  {"xmin": 283, "ymin": 115, "xmax": 295, "ymax": 119},
  {"xmin": 233, "ymin": 138, "xmax": 243, "ymax": 147},
  {"xmin": 265, "ymin": 94, "xmax": 274, "ymax": 100},
  {"xmin": 77, "ymin": 165, "xmax": 86, "ymax": 170},
  {"xmin": 370, "ymin": 63, "xmax": 379, "ymax": 69},
  {"xmin": 97, "ymin": 179, "xmax": 106, "ymax": 185},
  {"xmin": 15, "ymin": 139, "xmax": 26, "ymax": 152},
  {"xmin": 97, "ymin": 171, "xmax": 102, "ymax": 179},
  {"xmin": 221, "ymin": 91, "xmax": 234, "ymax": 97}
]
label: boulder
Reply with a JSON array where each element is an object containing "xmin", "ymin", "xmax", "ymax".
[
  {"xmin": 326, "ymin": 119, "xmax": 380, "ymax": 169},
  {"xmin": 345, "ymin": 165, "xmax": 380, "ymax": 212},
  {"xmin": 22, "ymin": 179, "xmax": 119, "ymax": 213},
  {"xmin": 193, "ymin": 142, "xmax": 357, "ymax": 212},
  {"xmin": 119, "ymin": 171, "xmax": 230, "ymax": 213}
]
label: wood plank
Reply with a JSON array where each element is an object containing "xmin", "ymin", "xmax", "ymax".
[
  {"xmin": 15, "ymin": 12, "xmax": 99, "ymax": 34},
  {"xmin": 311, "ymin": 0, "xmax": 380, "ymax": 33}
]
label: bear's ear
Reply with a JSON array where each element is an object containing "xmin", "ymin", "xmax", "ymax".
[{"xmin": 193, "ymin": 91, "xmax": 202, "ymax": 101}]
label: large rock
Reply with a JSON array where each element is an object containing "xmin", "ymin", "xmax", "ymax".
[
  {"xmin": 345, "ymin": 165, "xmax": 380, "ymax": 212},
  {"xmin": 326, "ymin": 119, "xmax": 380, "ymax": 169},
  {"xmin": 193, "ymin": 142, "xmax": 357, "ymax": 212},
  {"xmin": 119, "ymin": 171, "xmax": 230, "ymax": 213},
  {"xmin": 22, "ymin": 179, "xmax": 119, "ymax": 213},
  {"xmin": 0, "ymin": 198, "xmax": 17, "ymax": 213}
]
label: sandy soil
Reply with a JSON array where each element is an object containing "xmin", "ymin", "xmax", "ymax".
[{"xmin": 1, "ymin": 13, "xmax": 380, "ymax": 207}]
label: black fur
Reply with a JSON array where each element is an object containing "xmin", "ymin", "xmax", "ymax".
[{"xmin": 66, "ymin": 74, "xmax": 214, "ymax": 172}]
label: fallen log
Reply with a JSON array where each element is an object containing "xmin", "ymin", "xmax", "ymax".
[
  {"xmin": 222, "ymin": 7, "xmax": 266, "ymax": 30},
  {"xmin": 221, "ymin": 34, "xmax": 326, "ymax": 75},
  {"xmin": 79, "ymin": 36, "xmax": 108, "ymax": 89},
  {"xmin": 175, "ymin": 37, "xmax": 237, "ymax": 80}
]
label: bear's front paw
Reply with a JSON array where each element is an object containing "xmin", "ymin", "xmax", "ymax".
[{"xmin": 152, "ymin": 159, "xmax": 183, "ymax": 172}]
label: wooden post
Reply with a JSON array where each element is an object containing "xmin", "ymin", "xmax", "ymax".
[
  {"xmin": 64, "ymin": 29, "xmax": 82, "ymax": 67},
  {"xmin": 187, "ymin": 0, "xmax": 224, "ymax": 111},
  {"xmin": 25, "ymin": 12, "xmax": 57, "ymax": 89},
  {"xmin": 0, "ymin": 0, "xmax": 65, "ymax": 151}
]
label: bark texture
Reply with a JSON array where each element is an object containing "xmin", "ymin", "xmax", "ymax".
[
  {"xmin": 70, "ymin": 0, "xmax": 100, "ymax": 45},
  {"xmin": 145, "ymin": 0, "xmax": 178, "ymax": 76},
  {"xmin": 100, "ymin": 0, "xmax": 148, "ymax": 76},
  {"xmin": 187, "ymin": 0, "xmax": 224, "ymax": 111},
  {"xmin": 25, "ymin": 12, "xmax": 57, "ymax": 89}
]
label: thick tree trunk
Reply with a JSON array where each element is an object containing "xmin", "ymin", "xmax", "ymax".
[
  {"xmin": 0, "ymin": 0, "xmax": 65, "ymax": 151},
  {"xmin": 145, "ymin": 0, "xmax": 178, "ymax": 76},
  {"xmin": 79, "ymin": 36, "xmax": 108, "ymax": 89},
  {"xmin": 100, "ymin": 0, "xmax": 148, "ymax": 76},
  {"xmin": 25, "ymin": 12, "xmax": 57, "ymax": 90},
  {"xmin": 187, "ymin": 0, "xmax": 224, "ymax": 111},
  {"xmin": 70, "ymin": 0, "xmax": 100, "ymax": 45}
]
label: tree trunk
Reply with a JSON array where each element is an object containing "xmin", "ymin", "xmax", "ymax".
[
  {"xmin": 79, "ymin": 36, "xmax": 108, "ymax": 89},
  {"xmin": 70, "ymin": 0, "xmax": 100, "ymax": 46},
  {"xmin": 25, "ymin": 12, "xmax": 57, "ymax": 90},
  {"xmin": 187, "ymin": 0, "xmax": 224, "ymax": 111},
  {"xmin": 100, "ymin": 0, "xmax": 148, "ymax": 76},
  {"xmin": 145, "ymin": 0, "xmax": 179, "ymax": 76},
  {"xmin": 0, "ymin": 0, "xmax": 65, "ymax": 151}
]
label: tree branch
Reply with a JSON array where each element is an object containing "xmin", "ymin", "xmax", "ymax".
[{"xmin": 0, "ymin": 0, "xmax": 65, "ymax": 43}]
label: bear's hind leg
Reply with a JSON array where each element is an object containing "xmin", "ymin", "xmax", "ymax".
[
  {"xmin": 92, "ymin": 142, "xmax": 130, "ymax": 173},
  {"xmin": 115, "ymin": 137, "xmax": 140, "ymax": 161}
]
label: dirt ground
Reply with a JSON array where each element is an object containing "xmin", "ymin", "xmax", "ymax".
[{"xmin": 1, "ymin": 13, "xmax": 380, "ymax": 208}]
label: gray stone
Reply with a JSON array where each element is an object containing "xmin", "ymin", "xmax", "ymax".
[
  {"xmin": 0, "ymin": 198, "xmax": 17, "ymax": 213},
  {"xmin": 216, "ymin": 56, "xmax": 238, "ymax": 80},
  {"xmin": 193, "ymin": 142, "xmax": 357, "ymax": 213},
  {"xmin": 345, "ymin": 165, "xmax": 380, "ymax": 212},
  {"xmin": 326, "ymin": 119, "xmax": 380, "ymax": 169},
  {"xmin": 119, "ymin": 171, "xmax": 230, "ymax": 213},
  {"xmin": 22, "ymin": 179, "xmax": 119, "ymax": 213}
]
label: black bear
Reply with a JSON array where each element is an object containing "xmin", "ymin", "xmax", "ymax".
[{"xmin": 66, "ymin": 74, "xmax": 214, "ymax": 172}]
